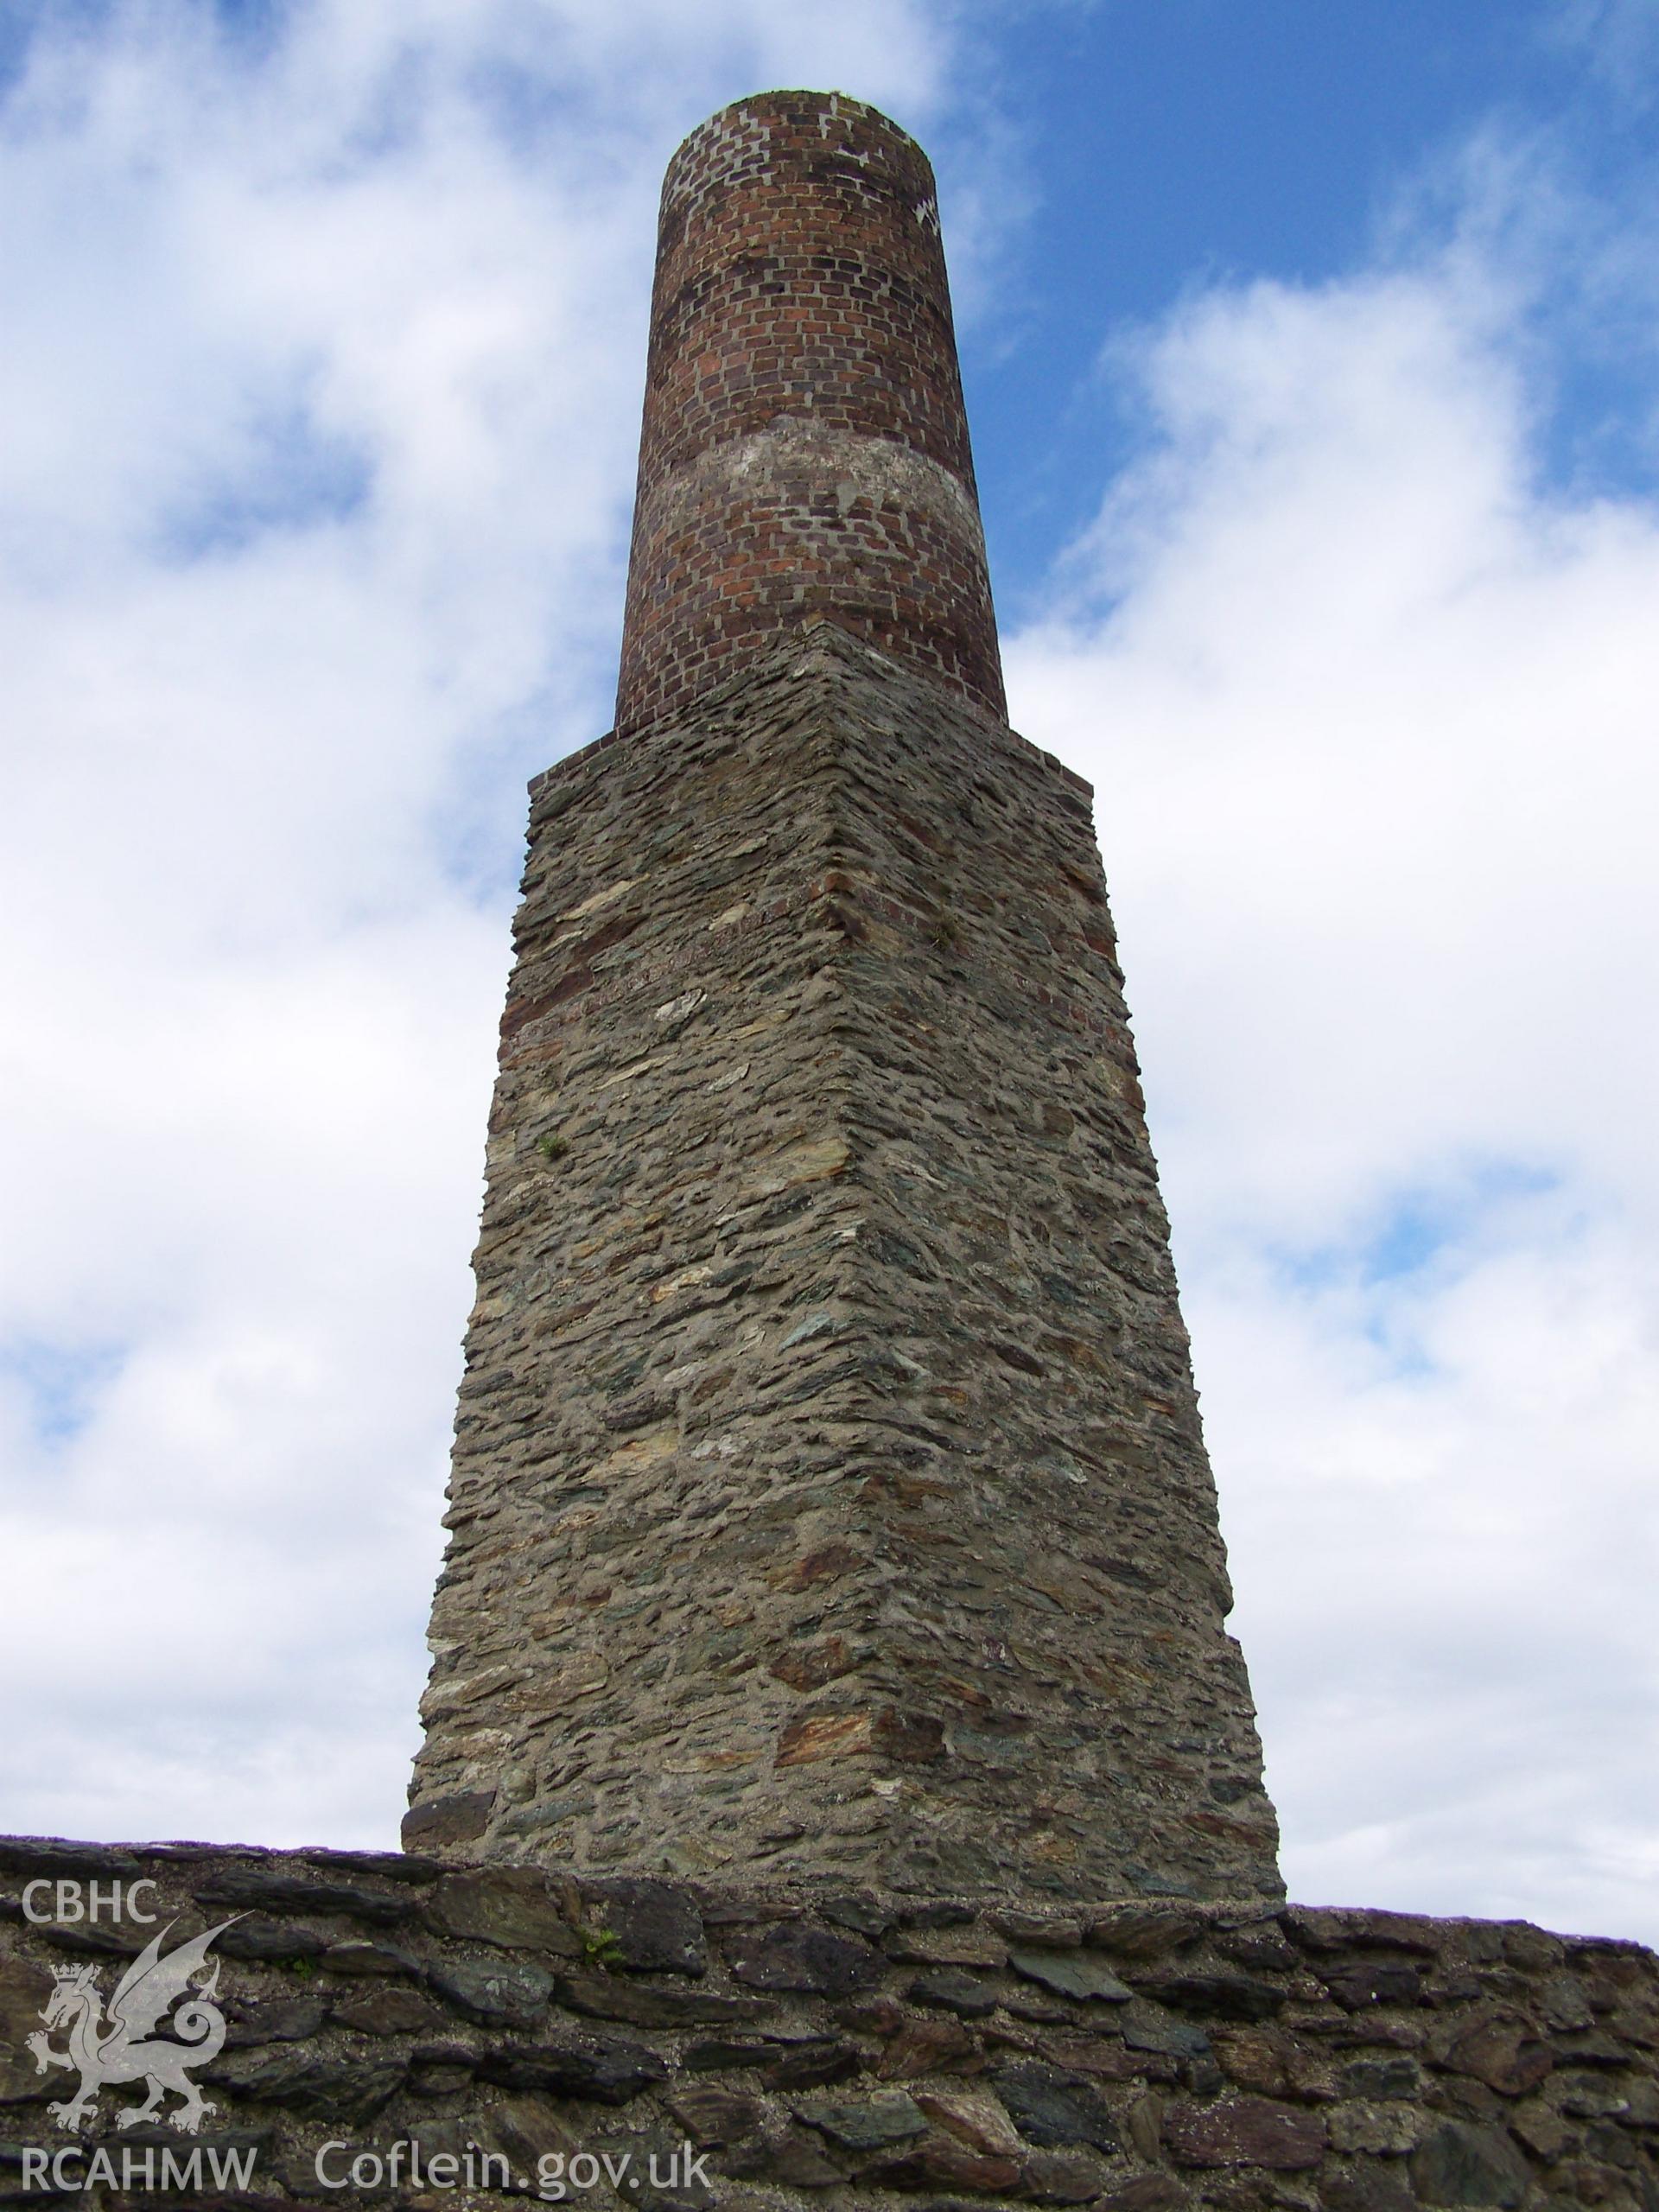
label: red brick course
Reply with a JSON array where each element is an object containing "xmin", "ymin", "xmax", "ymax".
[{"xmin": 615, "ymin": 91, "xmax": 1005, "ymax": 734}]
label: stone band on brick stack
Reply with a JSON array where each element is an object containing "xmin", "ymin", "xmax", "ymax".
[{"xmin": 614, "ymin": 91, "xmax": 1005, "ymax": 737}]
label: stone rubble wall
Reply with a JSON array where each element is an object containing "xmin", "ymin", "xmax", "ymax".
[
  {"xmin": 3, "ymin": 1838, "xmax": 1655, "ymax": 2211},
  {"xmin": 410, "ymin": 625, "xmax": 1276, "ymax": 1902}
]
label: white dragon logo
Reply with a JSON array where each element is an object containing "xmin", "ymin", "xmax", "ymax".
[{"xmin": 26, "ymin": 1917, "xmax": 241, "ymax": 2135}]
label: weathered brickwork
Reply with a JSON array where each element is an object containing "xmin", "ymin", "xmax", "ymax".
[
  {"xmin": 410, "ymin": 623, "xmax": 1277, "ymax": 1902},
  {"xmin": 614, "ymin": 92, "xmax": 1003, "ymax": 736},
  {"xmin": 3, "ymin": 1838, "xmax": 1656, "ymax": 2210}
]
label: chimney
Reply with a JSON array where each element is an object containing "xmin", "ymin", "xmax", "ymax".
[
  {"xmin": 615, "ymin": 92, "xmax": 1004, "ymax": 734},
  {"xmin": 408, "ymin": 92, "xmax": 1281, "ymax": 1905}
]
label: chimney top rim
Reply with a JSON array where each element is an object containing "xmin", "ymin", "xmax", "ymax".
[{"xmin": 664, "ymin": 89, "xmax": 932, "ymax": 189}]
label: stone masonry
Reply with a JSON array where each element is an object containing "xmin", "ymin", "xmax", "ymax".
[
  {"xmin": 407, "ymin": 92, "xmax": 1279, "ymax": 1899},
  {"xmin": 3, "ymin": 1838, "xmax": 1657, "ymax": 2211},
  {"xmin": 409, "ymin": 623, "xmax": 1275, "ymax": 1896}
]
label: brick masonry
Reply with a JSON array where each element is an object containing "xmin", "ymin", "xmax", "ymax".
[
  {"xmin": 613, "ymin": 92, "xmax": 1004, "ymax": 736},
  {"xmin": 409, "ymin": 622, "xmax": 1279, "ymax": 1902},
  {"xmin": 3, "ymin": 1837, "xmax": 1656, "ymax": 2210}
]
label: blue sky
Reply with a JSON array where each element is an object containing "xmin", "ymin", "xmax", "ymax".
[
  {"xmin": 954, "ymin": 2, "xmax": 1659, "ymax": 605},
  {"xmin": 1, "ymin": 0, "xmax": 1656, "ymax": 1944}
]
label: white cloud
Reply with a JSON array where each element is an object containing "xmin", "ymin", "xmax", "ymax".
[
  {"xmin": 1006, "ymin": 173, "xmax": 1659, "ymax": 1942},
  {"xmin": 1550, "ymin": 0, "xmax": 1659, "ymax": 104},
  {"xmin": 0, "ymin": 0, "xmax": 958, "ymax": 1849}
]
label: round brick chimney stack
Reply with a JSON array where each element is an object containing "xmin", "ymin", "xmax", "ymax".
[{"xmin": 614, "ymin": 91, "xmax": 1006, "ymax": 735}]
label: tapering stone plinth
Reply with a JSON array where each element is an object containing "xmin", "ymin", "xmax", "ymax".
[{"xmin": 411, "ymin": 621, "xmax": 1279, "ymax": 1898}]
